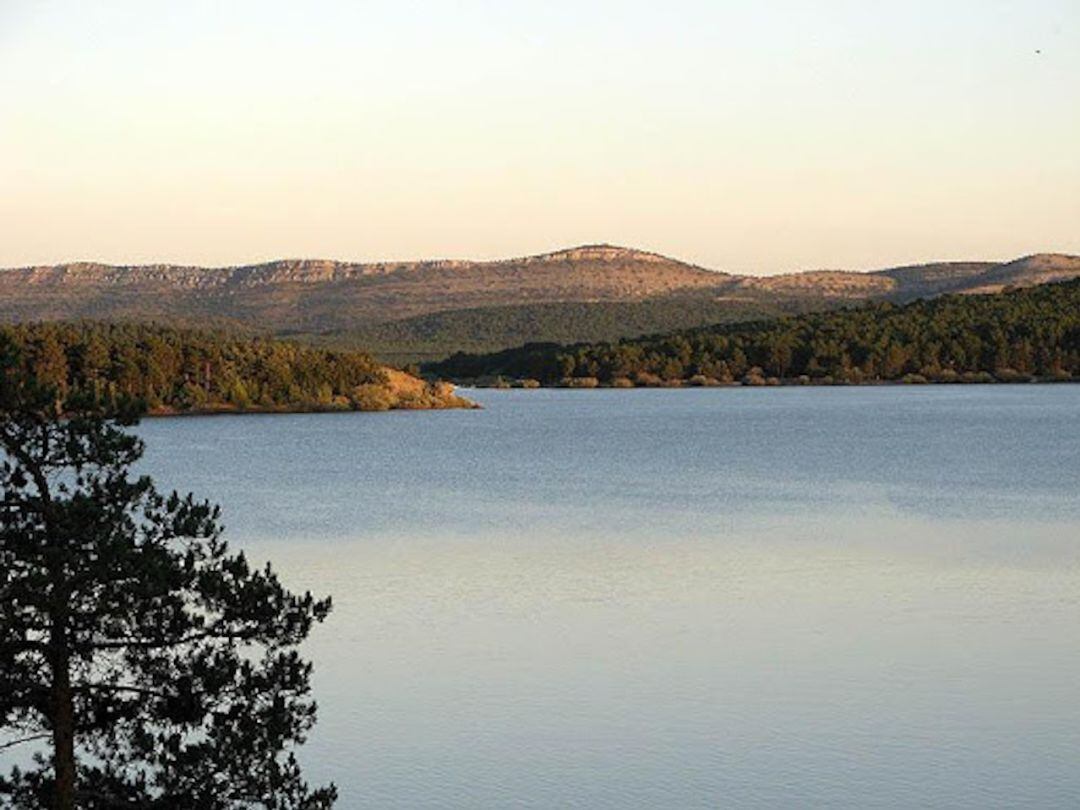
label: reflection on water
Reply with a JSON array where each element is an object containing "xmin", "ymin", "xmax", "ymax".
[
  {"xmin": 271, "ymin": 527, "xmax": 1080, "ymax": 808},
  {"xmin": 121, "ymin": 388, "xmax": 1080, "ymax": 805}
]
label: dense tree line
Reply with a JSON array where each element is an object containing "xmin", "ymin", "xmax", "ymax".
[
  {"xmin": 428, "ymin": 279, "xmax": 1080, "ymax": 385},
  {"xmin": 0, "ymin": 322, "xmax": 389, "ymax": 413}
]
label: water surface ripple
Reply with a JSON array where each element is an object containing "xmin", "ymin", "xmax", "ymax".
[{"xmin": 129, "ymin": 387, "xmax": 1080, "ymax": 808}]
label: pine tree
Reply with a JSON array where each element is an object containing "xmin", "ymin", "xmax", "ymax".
[{"xmin": 0, "ymin": 344, "xmax": 336, "ymax": 809}]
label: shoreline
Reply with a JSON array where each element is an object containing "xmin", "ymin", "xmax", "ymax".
[
  {"xmin": 142, "ymin": 400, "xmax": 480, "ymax": 419},
  {"xmin": 456, "ymin": 376, "xmax": 1078, "ymax": 391}
]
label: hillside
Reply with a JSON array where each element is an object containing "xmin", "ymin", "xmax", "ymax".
[
  {"xmin": 0, "ymin": 246, "xmax": 726, "ymax": 331},
  {"xmin": 2, "ymin": 247, "xmax": 1078, "ymax": 362},
  {"xmin": 305, "ymin": 296, "xmax": 829, "ymax": 364},
  {"xmin": 0, "ymin": 322, "xmax": 474, "ymax": 415},
  {"xmin": 426, "ymin": 278, "xmax": 1080, "ymax": 386},
  {"xmin": 736, "ymin": 255, "xmax": 1080, "ymax": 300}
]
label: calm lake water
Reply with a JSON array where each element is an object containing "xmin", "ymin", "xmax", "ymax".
[{"xmin": 133, "ymin": 386, "xmax": 1080, "ymax": 808}]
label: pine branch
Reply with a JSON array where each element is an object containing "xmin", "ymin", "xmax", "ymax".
[{"xmin": 0, "ymin": 732, "xmax": 49, "ymax": 752}]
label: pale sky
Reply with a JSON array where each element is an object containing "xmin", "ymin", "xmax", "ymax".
[{"xmin": 1, "ymin": 0, "xmax": 1077, "ymax": 274}]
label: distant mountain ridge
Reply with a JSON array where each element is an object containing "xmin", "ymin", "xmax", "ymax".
[
  {"xmin": 0, "ymin": 245, "xmax": 727, "ymax": 329},
  {"xmin": 2, "ymin": 246, "xmax": 1077, "ymax": 361},
  {"xmin": 739, "ymin": 254, "xmax": 1080, "ymax": 300},
  {"xmin": 4, "ymin": 245, "xmax": 719, "ymax": 291}
]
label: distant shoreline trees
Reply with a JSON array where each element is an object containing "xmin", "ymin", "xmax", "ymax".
[
  {"xmin": 427, "ymin": 280, "xmax": 1080, "ymax": 387},
  {"xmin": 0, "ymin": 323, "xmax": 398, "ymax": 415}
]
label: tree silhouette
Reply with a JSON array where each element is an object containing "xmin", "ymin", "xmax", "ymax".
[{"xmin": 0, "ymin": 343, "xmax": 336, "ymax": 809}]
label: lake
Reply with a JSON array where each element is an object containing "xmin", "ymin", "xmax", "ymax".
[{"xmin": 135, "ymin": 386, "xmax": 1080, "ymax": 808}]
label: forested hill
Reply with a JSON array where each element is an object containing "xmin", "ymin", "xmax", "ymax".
[
  {"xmin": 0, "ymin": 322, "xmax": 473, "ymax": 414},
  {"xmin": 427, "ymin": 279, "xmax": 1080, "ymax": 386},
  {"xmin": 3, "ymin": 248, "xmax": 1078, "ymax": 364},
  {"xmin": 307, "ymin": 296, "xmax": 810, "ymax": 365}
]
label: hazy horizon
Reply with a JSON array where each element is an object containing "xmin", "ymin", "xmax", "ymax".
[
  {"xmin": 2, "ymin": 1, "xmax": 1078, "ymax": 275},
  {"xmin": 2, "ymin": 242, "xmax": 1078, "ymax": 278}
]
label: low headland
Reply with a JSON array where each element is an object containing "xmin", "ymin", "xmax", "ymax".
[{"xmin": 0, "ymin": 322, "xmax": 476, "ymax": 417}]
